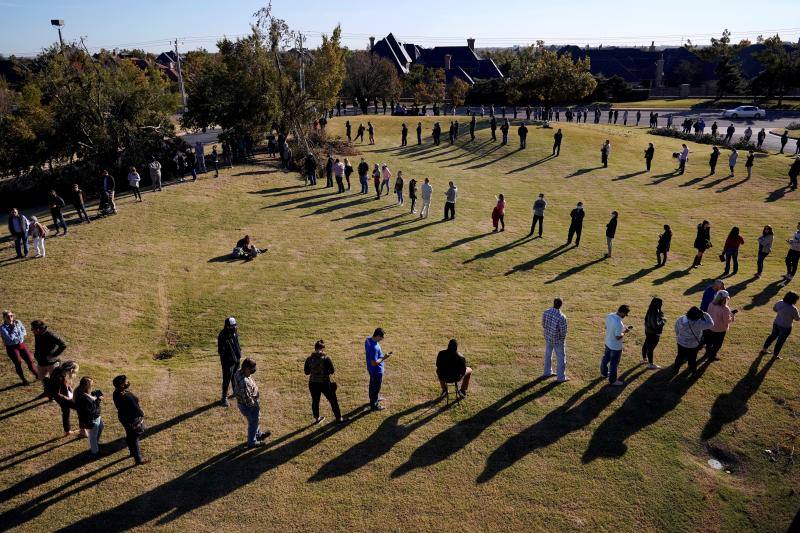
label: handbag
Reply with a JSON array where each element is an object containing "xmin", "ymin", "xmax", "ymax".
[{"xmin": 718, "ymin": 253, "xmax": 726, "ymax": 262}]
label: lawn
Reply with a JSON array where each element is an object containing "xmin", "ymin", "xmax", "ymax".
[{"xmin": 0, "ymin": 115, "xmax": 798, "ymax": 532}]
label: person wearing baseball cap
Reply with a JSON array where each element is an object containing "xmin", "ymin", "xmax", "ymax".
[{"xmin": 218, "ymin": 316, "xmax": 241, "ymax": 407}]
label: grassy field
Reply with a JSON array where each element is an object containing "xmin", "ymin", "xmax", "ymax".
[
  {"xmin": 0, "ymin": 115, "xmax": 798, "ymax": 532},
  {"xmin": 607, "ymin": 98, "xmax": 800, "ymax": 110}
]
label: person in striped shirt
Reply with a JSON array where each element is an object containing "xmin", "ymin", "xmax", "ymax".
[{"xmin": 541, "ymin": 298, "xmax": 569, "ymax": 382}]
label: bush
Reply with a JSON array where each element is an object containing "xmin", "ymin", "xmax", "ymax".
[
  {"xmin": 785, "ymin": 122, "xmax": 800, "ymax": 131},
  {"xmin": 648, "ymin": 128, "xmax": 766, "ymax": 153}
]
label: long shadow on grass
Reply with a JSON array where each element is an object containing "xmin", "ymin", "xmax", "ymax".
[
  {"xmin": 506, "ymin": 155, "xmax": 554, "ymax": 174},
  {"xmin": 614, "ymin": 265, "xmax": 662, "ymax": 286},
  {"xmin": 310, "ymin": 400, "xmax": 446, "ymax": 482},
  {"xmin": 332, "ymin": 204, "xmax": 395, "ymax": 221},
  {"xmin": 682, "ymin": 277, "xmax": 717, "ymax": 297},
  {"xmin": 248, "ymin": 184, "xmax": 305, "ymax": 195},
  {"xmin": 0, "ymin": 438, "xmax": 73, "ymax": 472},
  {"xmin": 652, "ymin": 267, "xmax": 692, "ymax": 286},
  {"xmin": 741, "ymin": 280, "xmax": 784, "ymax": 310},
  {"xmin": 582, "ymin": 356, "xmax": 712, "ymax": 463},
  {"xmin": 698, "ymin": 174, "xmax": 733, "ymax": 190},
  {"xmin": 679, "ymin": 174, "xmax": 711, "ymax": 187},
  {"xmin": 301, "ymin": 196, "xmax": 375, "ymax": 217},
  {"xmin": 504, "ymin": 244, "xmax": 572, "ymax": 274},
  {"xmin": 0, "ymin": 395, "xmax": 40, "ymax": 416},
  {"xmin": 0, "ymin": 399, "xmax": 48, "ymax": 422},
  {"xmin": 377, "ymin": 219, "xmax": 445, "ymax": 239},
  {"xmin": 613, "ymin": 170, "xmax": 646, "ymax": 181},
  {"xmin": 345, "ymin": 212, "xmax": 407, "ymax": 232},
  {"xmin": 701, "ymin": 352, "xmax": 778, "ymax": 441},
  {"xmin": 464, "ymin": 235, "xmax": 535, "ymax": 265},
  {"xmin": 433, "ymin": 231, "xmax": 493, "ymax": 252},
  {"xmin": 765, "ymin": 185, "xmax": 791, "ymax": 203},
  {"xmin": 545, "ymin": 256, "xmax": 607, "ymax": 284},
  {"xmin": 477, "ymin": 370, "xmax": 647, "ymax": 483},
  {"xmin": 647, "ymin": 171, "xmax": 680, "ymax": 185},
  {"xmin": 565, "ymin": 166, "xmax": 603, "ymax": 178},
  {"xmin": 716, "ymin": 176, "xmax": 749, "ymax": 193},
  {"xmin": 392, "ymin": 377, "xmax": 557, "ymax": 478},
  {"xmin": 346, "ymin": 217, "xmax": 417, "ymax": 239},
  {"xmin": 264, "ymin": 190, "xmax": 338, "ymax": 209},
  {"xmin": 291, "ymin": 192, "xmax": 356, "ymax": 211},
  {"xmin": 0, "ymin": 402, "xmax": 217, "ymax": 507},
  {"xmin": 54, "ymin": 405, "xmax": 370, "ymax": 532},
  {"xmin": 464, "ymin": 147, "xmax": 519, "ymax": 170}
]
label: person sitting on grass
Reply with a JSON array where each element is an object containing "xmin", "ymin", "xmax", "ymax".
[
  {"xmin": 234, "ymin": 235, "xmax": 264, "ymax": 260},
  {"xmin": 436, "ymin": 338, "xmax": 472, "ymax": 399}
]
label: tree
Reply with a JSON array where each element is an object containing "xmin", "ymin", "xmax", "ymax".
[
  {"xmin": 715, "ymin": 56, "xmax": 745, "ymax": 100},
  {"xmin": 305, "ymin": 25, "xmax": 346, "ymax": 112},
  {"xmin": 591, "ymin": 75, "xmax": 632, "ymax": 102},
  {"xmin": 447, "ymin": 78, "xmax": 470, "ymax": 106},
  {"xmin": 509, "ymin": 42, "xmax": 596, "ymax": 107},
  {"xmin": 343, "ymin": 51, "xmax": 400, "ymax": 113},
  {"xmin": 685, "ymin": 29, "xmax": 747, "ymax": 100},
  {"xmin": 671, "ymin": 60, "xmax": 703, "ymax": 87},
  {"xmin": 750, "ymin": 35, "xmax": 800, "ymax": 106}
]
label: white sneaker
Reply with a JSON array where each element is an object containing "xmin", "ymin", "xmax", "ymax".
[
  {"xmin": 647, "ymin": 364, "xmax": 661, "ymax": 370},
  {"xmin": 314, "ymin": 416, "xmax": 326, "ymax": 425}
]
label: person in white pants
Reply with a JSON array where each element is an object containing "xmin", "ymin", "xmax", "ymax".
[
  {"xmin": 541, "ymin": 298, "xmax": 568, "ymax": 382},
  {"xmin": 420, "ymin": 178, "xmax": 433, "ymax": 219},
  {"xmin": 29, "ymin": 216, "xmax": 47, "ymax": 258},
  {"xmin": 149, "ymin": 158, "xmax": 162, "ymax": 191}
]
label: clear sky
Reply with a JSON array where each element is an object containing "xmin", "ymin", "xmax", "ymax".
[{"xmin": 1, "ymin": 0, "xmax": 798, "ymax": 57}]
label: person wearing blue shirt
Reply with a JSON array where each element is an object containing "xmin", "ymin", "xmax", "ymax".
[
  {"xmin": 700, "ymin": 280, "xmax": 724, "ymax": 312},
  {"xmin": 365, "ymin": 328, "xmax": 392, "ymax": 411},
  {"xmin": 601, "ymin": 305, "xmax": 633, "ymax": 386}
]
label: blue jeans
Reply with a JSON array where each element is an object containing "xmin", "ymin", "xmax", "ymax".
[
  {"xmin": 601, "ymin": 346, "xmax": 622, "ymax": 384},
  {"xmin": 724, "ymin": 249, "xmax": 739, "ymax": 273},
  {"xmin": 237, "ymin": 402, "xmax": 261, "ymax": 446},
  {"xmin": 88, "ymin": 417, "xmax": 104, "ymax": 454},
  {"xmin": 74, "ymin": 204, "xmax": 90, "ymax": 222},
  {"xmin": 396, "ymin": 190, "xmax": 403, "ymax": 204},
  {"xmin": 359, "ymin": 176, "xmax": 368, "ymax": 194},
  {"xmin": 307, "ymin": 170, "xmax": 317, "ymax": 185},
  {"xmin": 12, "ymin": 232, "xmax": 28, "ymax": 257},
  {"xmin": 763, "ymin": 323, "xmax": 792, "ymax": 356},
  {"xmin": 51, "ymin": 211, "xmax": 68, "ymax": 233},
  {"xmin": 757, "ymin": 249, "xmax": 769, "ymax": 274},
  {"xmin": 368, "ymin": 373, "xmax": 383, "ymax": 407},
  {"xmin": 544, "ymin": 339, "xmax": 567, "ymax": 380}
]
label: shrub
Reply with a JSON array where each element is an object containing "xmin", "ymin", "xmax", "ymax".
[{"xmin": 647, "ymin": 128, "xmax": 766, "ymax": 153}]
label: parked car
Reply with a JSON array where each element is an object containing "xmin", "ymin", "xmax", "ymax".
[{"xmin": 722, "ymin": 106, "xmax": 765, "ymax": 119}]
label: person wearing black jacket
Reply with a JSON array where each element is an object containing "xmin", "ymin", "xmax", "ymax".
[
  {"xmin": 789, "ymin": 157, "xmax": 800, "ymax": 190},
  {"xmin": 325, "ymin": 156, "xmax": 334, "ymax": 188},
  {"xmin": 357, "ymin": 157, "xmax": 369, "ymax": 194},
  {"xmin": 113, "ymin": 375, "xmax": 149, "ymax": 465},
  {"xmin": 48, "ymin": 190, "xmax": 68, "ymax": 236},
  {"xmin": 518, "ymin": 123, "xmax": 528, "ymax": 149},
  {"xmin": 644, "ymin": 143, "xmax": 655, "ymax": 171},
  {"xmin": 642, "ymin": 297, "xmax": 665, "ymax": 369},
  {"xmin": 31, "ymin": 320, "xmax": 66, "ymax": 394},
  {"xmin": 709, "ymin": 146, "xmax": 720, "ymax": 175},
  {"xmin": 416, "ymin": 122, "xmax": 422, "ymax": 145},
  {"xmin": 304, "ymin": 340, "xmax": 342, "ymax": 424},
  {"xmin": 657, "ymin": 224, "xmax": 672, "ymax": 266},
  {"xmin": 186, "ymin": 149, "xmax": 198, "ymax": 181},
  {"xmin": 304, "ymin": 153, "xmax": 317, "ymax": 186},
  {"xmin": 75, "ymin": 377, "xmax": 103, "ymax": 456},
  {"xmin": 490, "ymin": 116, "xmax": 497, "ymax": 141},
  {"xmin": 401, "ymin": 123, "xmax": 408, "ymax": 147},
  {"xmin": 218, "ymin": 316, "xmax": 242, "ymax": 407},
  {"xmin": 436, "ymin": 339, "xmax": 472, "ymax": 398},
  {"xmin": 692, "ymin": 220, "xmax": 712, "ymax": 269},
  {"xmin": 345, "ymin": 121, "xmax": 352, "ymax": 142},
  {"xmin": 469, "ymin": 114, "xmax": 476, "ymax": 141},
  {"xmin": 567, "ymin": 202, "xmax": 585, "ymax": 246},
  {"xmin": 605, "ymin": 211, "xmax": 618, "ymax": 257},
  {"xmin": 552, "ymin": 129, "xmax": 562, "ymax": 156}
]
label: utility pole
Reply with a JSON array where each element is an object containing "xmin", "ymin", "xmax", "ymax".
[
  {"xmin": 175, "ymin": 38, "xmax": 187, "ymax": 112},
  {"xmin": 298, "ymin": 32, "xmax": 305, "ymax": 92},
  {"xmin": 50, "ymin": 19, "xmax": 65, "ymax": 51}
]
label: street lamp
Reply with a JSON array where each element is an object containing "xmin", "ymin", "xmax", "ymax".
[{"xmin": 50, "ymin": 19, "xmax": 65, "ymax": 50}]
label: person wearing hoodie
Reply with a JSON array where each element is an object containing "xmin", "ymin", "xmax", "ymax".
[
  {"xmin": 705, "ymin": 290, "xmax": 737, "ymax": 361},
  {"xmin": 444, "ymin": 181, "xmax": 458, "ymax": 221},
  {"xmin": 642, "ymin": 297, "xmax": 666, "ymax": 369},
  {"xmin": 756, "ymin": 225, "xmax": 774, "ymax": 279},
  {"xmin": 673, "ymin": 306, "xmax": 714, "ymax": 373},
  {"xmin": 218, "ymin": 317, "xmax": 242, "ymax": 407}
]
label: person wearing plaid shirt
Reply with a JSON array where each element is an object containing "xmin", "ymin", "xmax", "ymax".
[
  {"xmin": 541, "ymin": 298, "xmax": 569, "ymax": 382},
  {"xmin": 233, "ymin": 358, "xmax": 270, "ymax": 447}
]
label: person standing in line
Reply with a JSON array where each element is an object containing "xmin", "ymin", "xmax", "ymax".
[
  {"xmin": 677, "ymin": 144, "xmax": 689, "ymax": 174},
  {"xmin": 28, "ymin": 217, "xmax": 47, "ymax": 258},
  {"xmin": 623, "ymin": 110, "xmax": 628, "ymax": 126},
  {"xmin": 723, "ymin": 124, "xmax": 735, "ymax": 144},
  {"xmin": 416, "ymin": 122, "xmax": 422, "ymax": 145},
  {"xmin": 756, "ymin": 225, "xmax": 774, "ymax": 279},
  {"xmin": 605, "ymin": 211, "xmax": 618, "ymax": 257},
  {"xmin": 644, "ymin": 143, "xmax": 655, "ymax": 171},
  {"xmin": 408, "ymin": 178, "xmax": 418, "ymax": 214},
  {"xmin": 75, "ymin": 377, "xmax": 104, "ymax": 457},
  {"xmin": 344, "ymin": 158, "xmax": 353, "ymax": 191},
  {"xmin": 186, "ymin": 149, "xmax": 198, "ymax": 181},
  {"xmin": 552, "ymin": 129, "xmax": 563, "ymax": 156},
  {"xmin": 325, "ymin": 155, "xmax": 334, "ymax": 188},
  {"xmin": 436, "ymin": 339, "xmax": 473, "ymax": 397},
  {"xmin": 635, "ymin": 110, "xmax": 641, "ymax": 126},
  {"xmin": 642, "ymin": 297, "xmax": 665, "ymax": 369},
  {"xmin": 705, "ymin": 291, "xmax": 736, "ymax": 361},
  {"xmin": 304, "ymin": 152, "xmax": 318, "ymax": 186},
  {"xmin": 491, "ymin": 194, "xmax": 506, "ymax": 232},
  {"xmin": 692, "ymin": 220, "xmax": 712, "ymax": 269},
  {"xmin": 48, "ymin": 189, "xmax": 68, "ymax": 235},
  {"xmin": 357, "ymin": 157, "xmax": 369, "ymax": 194},
  {"xmin": 469, "ymin": 114, "xmax": 476, "ymax": 141},
  {"xmin": 420, "ymin": 178, "xmax": 433, "ymax": 219},
  {"xmin": 368, "ymin": 122, "xmax": 375, "ymax": 145},
  {"xmin": 394, "ymin": 171, "xmax": 405, "ymax": 206},
  {"xmin": 444, "ymin": 181, "xmax": 458, "ymax": 221},
  {"xmin": 780, "ymin": 130, "xmax": 789, "ymax": 154},
  {"xmin": 490, "ymin": 116, "xmax": 497, "ymax": 141},
  {"xmin": 233, "ymin": 358, "xmax": 271, "ymax": 447},
  {"xmin": 788, "ymin": 156, "xmax": 800, "ymax": 190},
  {"xmin": 656, "ymin": 224, "xmax": 672, "ymax": 266},
  {"xmin": 501, "ymin": 119, "xmax": 510, "ymax": 145},
  {"xmin": 529, "ymin": 193, "xmax": 547, "ymax": 238},
  {"xmin": 380, "ymin": 164, "xmax": 392, "ymax": 197},
  {"xmin": 601, "ymin": 140, "xmax": 611, "ymax": 167},
  {"xmin": 218, "ymin": 317, "xmax": 242, "ymax": 407},
  {"xmin": 2, "ymin": 310, "xmax": 37, "ymax": 385},
  {"xmin": 304, "ymin": 340, "xmax": 342, "ymax": 424},
  {"xmin": 149, "ymin": 157, "xmax": 163, "ymax": 191},
  {"xmin": 518, "ymin": 122, "xmax": 528, "ymax": 149},
  {"xmin": 100, "ymin": 171, "xmax": 117, "ymax": 214},
  {"xmin": 71, "ymin": 184, "xmax": 91, "ymax": 223},
  {"xmin": 372, "ymin": 164, "xmax": 381, "ymax": 199},
  {"xmin": 345, "ymin": 120, "xmax": 352, "ymax": 142},
  {"xmin": 674, "ymin": 306, "xmax": 714, "ymax": 374},
  {"xmin": 401, "ymin": 123, "xmax": 408, "ymax": 147},
  {"xmin": 709, "ymin": 146, "xmax": 720, "ymax": 175},
  {"xmin": 356, "ymin": 123, "xmax": 365, "ymax": 143},
  {"xmin": 195, "ymin": 141, "xmax": 206, "ymax": 172},
  {"xmin": 112, "ymin": 375, "xmax": 149, "ymax": 465},
  {"xmin": 602, "ymin": 305, "xmax": 633, "ymax": 387},
  {"xmin": 334, "ymin": 158, "xmax": 346, "ymax": 194},
  {"xmin": 756, "ymin": 128, "xmax": 766, "ymax": 148},
  {"xmin": 30, "ymin": 320, "xmax": 66, "ymax": 391},
  {"xmin": 365, "ymin": 328, "xmax": 392, "ymax": 411},
  {"xmin": 50, "ymin": 361, "xmax": 80, "ymax": 437},
  {"xmin": 567, "ymin": 202, "xmax": 585, "ymax": 246},
  {"xmin": 7, "ymin": 208, "xmax": 29, "ymax": 258},
  {"xmin": 700, "ymin": 279, "xmax": 725, "ymax": 313},
  {"xmin": 722, "ymin": 226, "xmax": 745, "ymax": 276},
  {"xmin": 542, "ymin": 298, "xmax": 569, "ymax": 382},
  {"xmin": 760, "ymin": 291, "xmax": 800, "ymax": 358},
  {"xmin": 745, "ymin": 150, "xmax": 755, "ymax": 178},
  {"xmin": 728, "ymin": 148, "xmax": 738, "ymax": 176},
  {"xmin": 783, "ymin": 222, "xmax": 800, "ymax": 285},
  {"xmin": 127, "ymin": 168, "xmax": 142, "ymax": 202}
]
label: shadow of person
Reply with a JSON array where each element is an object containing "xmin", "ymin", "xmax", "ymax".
[
  {"xmin": 477, "ymin": 370, "xmax": 648, "ymax": 484},
  {"xmin": 614, "ymin": 265, "xmax": 660, "ymax": 286},
  {"xmin": 433, "ymin": 232, "xmax": 494, "ymax": 252},
  {"xmin": 613, "ymin": 170, "xmax": 646, "ymax": 181},
  {"xmin": 503, "ymin": 244, "xmax": 572, "ymax": 274},
  {"xmin": 701, "ymin": 352, "xmax": 778, "ymax": 441},
  {"xmin": 742, "ymin": 280, "xmax": 784, "ymax": 310},
  {"xmin": 544, "ymin": 256, "xmax": 607, "ymax": 284},
  {"xmin": 581, "ymin": 356, "xmax": 712, "ymax": 464},
  {"xmin": 765, "ymin": 185, "xmax": 790, "ymax": 203},
  {"xmin": 391, "ymin": 377, "xmax": 558, "ymax": 479},
  {"xmin": 309, "ymin": 399, "xmax": 445, "ymax": 482},
  {"xmin": 565, "ymin": 166, "xmax": 603, "ymax": 178},
  {"xmin": 652, "ymin": 267, "xmax": 692, "ymax": 286}
]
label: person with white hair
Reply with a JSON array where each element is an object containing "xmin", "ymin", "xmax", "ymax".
[
  {"xmin": 705, "ymin": 290, "xmax": 737, "ymax": 361},
  {"xmin": 28, "ymin": 216, "xmax": 48, "ymax": 258}
]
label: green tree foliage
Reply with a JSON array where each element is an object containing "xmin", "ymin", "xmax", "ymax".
[
  {"xmin": 447, "ymin": 78, "xmax": 470, "ymax": 106},
  {"xmin": 685, "ymin": 29, "xmax": 747, "ymax": 100},
  {"xmin": 591, "ymin": 75, "xmax": 632, "ymax": 101},
  {"xmin": 343, "ymin": 51, "xmax": 400, "ymax": 113},
  {"xmin": 305, "ymin": 25, "xmax": 346, "ymax": 113},
  {"xmin": 750, "ymin": 35, "xmax": 800, "ymax": 106},
  {"xmin": 508, "ymin": 42, "xmax": 596, "ymax": 106}
]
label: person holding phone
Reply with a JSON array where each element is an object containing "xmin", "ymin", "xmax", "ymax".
[
  {"xmin": 365, "ymin": 328, "xmax": 392, "ymax": 411},
  {"xmin": 75, "ymin": 377, "xmax": 104, "ymax": 457},
  {"xmin": 304, "ymin": 340, "xmax": 342, "ymax": 424},
  {"xmin": 705, "ymin": 291, "xmax": 736, "ymax": 361},
  {"xmin": 674, "ymin": 307, "xmax": 714, "ymax": 374},
  {"xmin": 601, "ymin": 305, "xmax": 633, "ymax": 386}
]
